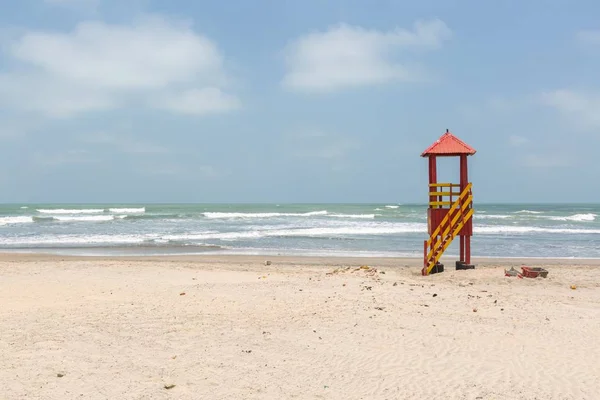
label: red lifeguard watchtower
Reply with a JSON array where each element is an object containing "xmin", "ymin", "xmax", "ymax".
[{"xmin": 421, "ymin": 129, "xmax": 476, "ymax": 276}]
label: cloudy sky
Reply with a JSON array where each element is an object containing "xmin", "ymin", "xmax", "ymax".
[{"xmin": 0, "ymin": 0, "xmax": 599, "ymax": 203}]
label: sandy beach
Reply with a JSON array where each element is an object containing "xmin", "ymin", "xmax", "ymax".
[{"xmin": 1, "ymin": 254, "xmax": 599, "ymax": 400}]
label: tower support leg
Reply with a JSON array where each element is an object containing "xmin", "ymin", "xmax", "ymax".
[
  {"xmin": 466, "ymin": 236, "xmax": 471, "ymax": 265},
  {"xmin": 460, "ymin": 235, "xmax": 465, "ymax": 262}
]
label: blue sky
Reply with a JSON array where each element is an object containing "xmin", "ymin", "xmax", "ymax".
[{"xmin": 1, "ymin": 0, "xmax": 599, "ymax": 203}]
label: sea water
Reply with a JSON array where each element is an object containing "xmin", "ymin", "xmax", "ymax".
[{"xmin": 1, "ymin": 203, "xmax": 599, "ymax": 258}]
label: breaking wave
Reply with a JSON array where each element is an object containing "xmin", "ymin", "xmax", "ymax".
[
  {"xmin": 330, "ymin": 213, "xmax": 376, "ymax": 219},
  {"xmin": 475, "ymin": 226, "xmax": 600, "ymax": 234},
  {"xmin": 161, "ymin": 224, "xmax": 428, "ymax": 241},
  {"xmin": 548, "ymin": 213, "xmax": 596, "ymax": 222},
  {"xmin": 202, "ymin": 211, "xmax": 372, "ymax": 219},
  {"xmin": 475, "ymin": 214, "xmax": 512, "ymax": 220},
  {"xmin": 37, "ymin": 208, "xmax": 105, "ymax": 214},
  {"xmin": 36, "ymin": 215, "xmax": 122, "ymax": 222},
  {"xmin": 109, "ymin": 207, "xmax": 145, "ymax": 213},
  {"xmin": 0, "ymin": 216, "xmax": 34, "ymax": 226}
]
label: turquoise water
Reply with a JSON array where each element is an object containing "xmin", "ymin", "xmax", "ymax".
[{"xmin": 1, "ymin": 203, "xmax": 599, "ymax": 258}]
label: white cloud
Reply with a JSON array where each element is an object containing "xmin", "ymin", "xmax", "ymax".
[
  {"xmin": 0, "ymin": 15, "xmax": 239, "ymax": 117},
  {"xmin": 151, "ymin": 88, "xmax": 240, "ymax": 115},
  {"xmin": 12, "ymin": 17, "xmax": 222, "ymax": 89},
  {"xmin": 282, "ymin": 19, "xmax": 451, "ymax": 93},
  {"xmin": 0, "ymin": 74, "xmax": 115, "ymax": 117},
  {"xmin": 540, "ymin": 89, "xmax": 600, "ymax": 129}
]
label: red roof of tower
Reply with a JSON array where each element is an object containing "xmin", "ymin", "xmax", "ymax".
[{"xmin": 421, "ymin": 129, "xmax": 476, "ymax": 157}]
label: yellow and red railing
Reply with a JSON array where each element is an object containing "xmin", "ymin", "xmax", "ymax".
[
  {"xmin": 428, "ymin": 183, "xmax": 461, "ymax": 208},
  {"xmin": 422, "ymin": 183, "xmax": 473, "ymax": 275}
]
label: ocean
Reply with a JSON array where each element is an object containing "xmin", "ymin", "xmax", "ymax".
[{"xmin": 1, "ymin": 203, "xmax": 599, "ymax": 259}]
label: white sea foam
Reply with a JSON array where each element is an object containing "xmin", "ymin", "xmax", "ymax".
[
  {"xmin": 159, "ymin": 224, "xmax": 600, "ymax": 241},
  {"xmin": 385, "ymin": 205, "xmax": 399, "ymax": 209},
  {"xmin": 202, "ymin": 210, "xmax": 377, "ymax": 220},
  {"xmin": 475, "ymin": 226, "xmax": 600, "ymax": 234},
  {"xmin": 475, "ymin": 214, "xmax": 512, "ymax": 219},
  {"xmin": 515, "ymin": 210, "xmax": 543, "ymax": 214},
  {"xmin": 163, "ymin": 223, "xmax": 428, "ymax": 241},
  {"xmin": 0, "ymin": 216, "xmax": 34, "ymax": 226},
  {"xmin": 203, "ymin": 211, "xmax": 329, "ymax": 219},
  {"xmin": 0, "ymin": 234, "xmax": 149, "ymax": 246},
  {"xmin": 548, "ymin": 213, "xmax": 596, "ymax": 222},
  {"xmin": 3, "ymin": 220, "xmax": 600, "ymax": 251},
  {"xmin": 20, "ymin": 206, "xmax": 28, "ymax": 209},
  {"xmin": 109, "ymin": 207, "xmax": 145, "ymax": 213},
  {"xmin": 53, "ymin": 215, "xmax": 115, "ymax": 222},
  {"xmin": 300, "ymin": 211, "xmax": 328, "ymax": 216},
  {"xmin": 37, "ymin": 208, "xmax": 105, "ymax": 214},
  {"xmin": 329, "ymin": 213, "xmax": 376, "ymax": 219}
]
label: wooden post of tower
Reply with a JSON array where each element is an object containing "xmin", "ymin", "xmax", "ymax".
[{"xmin": 421, "ymin": 129, "xmax": 476, "ymax": 275}]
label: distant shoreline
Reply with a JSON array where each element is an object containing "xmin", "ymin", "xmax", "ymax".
[
  {"xmin": 2, "ymin": 252, "xmax": 600, "ymax": 266},
  {"xmin": 4, "ymin": 202, "xmax": 600, "ymax": 205}
]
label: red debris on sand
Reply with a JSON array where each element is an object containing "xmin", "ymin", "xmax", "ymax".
[
  {"xmin": 504, "ymin": 267, "xmax": 523, "ymax": 279},
  {"xmin": 521, "ymin": 266, "xmax": 549, "ymax": 279}
]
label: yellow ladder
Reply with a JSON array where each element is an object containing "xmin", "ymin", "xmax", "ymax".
[{"xmin": 422, "ymin": 183, "xmax": 473, "ymax": 275}]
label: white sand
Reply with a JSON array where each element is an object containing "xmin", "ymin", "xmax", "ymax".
[{"xmin": 1, "ymin": 254, "xmax": 599, "ymax": 399}]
